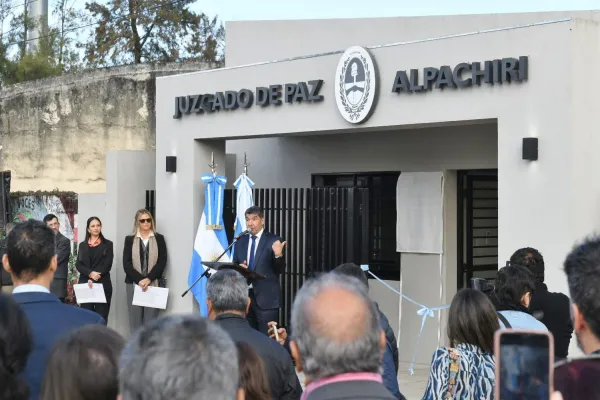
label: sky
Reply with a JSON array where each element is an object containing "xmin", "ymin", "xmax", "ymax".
[
  {"xmin": 10, "ymin": 0, "xmax": 598, "ymax": 59},
  {"xmin": 194, "ymin": 0, "xmax": 600, "ymax": 23}
]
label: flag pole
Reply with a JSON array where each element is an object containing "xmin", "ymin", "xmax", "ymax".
[
  {"xmin": 243, "ymin": 151, "xmax": 250, "ymax": 175},
  {"xmin": 182, "ymin": 235, "xmax": 241, "ymax": 297}
]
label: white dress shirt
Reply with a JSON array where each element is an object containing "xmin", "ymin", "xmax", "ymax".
[
  {"xmin": 246, "ymin": 229, "xmax": 264, "ymax": 264},
  {"xmin": 12, "ymin": 284, "xmax": 50, "ymax": 294}
]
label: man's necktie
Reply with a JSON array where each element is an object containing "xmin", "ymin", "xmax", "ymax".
[{"xmin": 249, "ymin": 236, "xmax": 257, "ymax": 271}]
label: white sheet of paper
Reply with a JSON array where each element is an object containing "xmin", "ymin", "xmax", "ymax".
[
  {"xmin": 73, "ymin": 283, "xmax": 107, "ymax": 304},
  {"xmin": 132, "ymin": 285, "xmax": 169, "ymax": 309}
]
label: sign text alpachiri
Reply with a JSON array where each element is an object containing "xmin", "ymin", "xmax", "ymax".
[
  {"xmin": 173, "ymin": 80, "xmax": 324, "ymax": 119},
  {"xmin": 391, "ymin": 56, "xmax": 528, "ymax": 93}
]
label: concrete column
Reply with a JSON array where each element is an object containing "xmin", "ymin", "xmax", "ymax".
[
  {"xmin": 104, "ymin": 150, "xmax": 155, "ymax": 337},
  {"xmin": 397, "ymin": 171, "xmax": 457, "ymax": 366},
  {"xmin": 155, "ymin": 138, "xmax": 226, "ymax": 315}
]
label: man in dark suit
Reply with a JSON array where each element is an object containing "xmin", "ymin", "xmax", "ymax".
[
  {"xmin": 0, "ymin": 222, "xmax": 15, "ymax": 294},
  {"xmin": 232, "ymin": 206, "xmax": 286, "ymax": 334},
  {"xmin": 207, "ymin": 269, "xmax": 301, "ymax": 400},
  {"xmin": 510, "ymin": 247, "xmax": 573, "ymax": 360},
  {"xmin": 3, "ymin": 220, "xmax": 104, "ymax": 399},
  {"xmin": 43, "ymin": 214, "xmax": 72, "ymax": 302}
]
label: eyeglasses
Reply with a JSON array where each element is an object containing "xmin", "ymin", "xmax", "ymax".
[{"xmin": 139, "ymin": 218, "xmax": 152, "ymax": 224}]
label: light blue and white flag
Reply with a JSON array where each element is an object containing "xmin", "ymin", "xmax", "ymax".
[
  {"xmin": 188, "ymin": 174, "xmax": 231, "ymax": 316},
  {"xmin": 232, "ymin": 173, "xmax": 254, "ymax": 258}
]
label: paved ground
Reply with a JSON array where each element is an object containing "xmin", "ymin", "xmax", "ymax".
[{"xmin": 296, "ymin": 361, "xmax": 430, "ymax": 399}]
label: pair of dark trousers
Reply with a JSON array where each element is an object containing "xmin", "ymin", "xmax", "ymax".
[
  {"xmin": 247, "ymin": 289, "xmax": 278, "ymax": 335},
  {"xmin": 80, "ymin": 282, "xmax": 112, "ymax": 322}
]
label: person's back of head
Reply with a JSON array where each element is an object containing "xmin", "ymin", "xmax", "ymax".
[
  {"xmin": 236, "ymin": 342, "xmax": 271, "ymax": 400},
  {"xmin": 447, "ymin": 289, "xmax": 500, "ymax": 353},
  {"xmin": 332, "ymin": 263, "xmax": 369, "ymax": 288},
  {"xmin": 2, "ymin": 220, "xmax": 57, "ymax": 286},
  {"xmin": 41, "ymin": 325, "xmax": 124, "ymax": 400},
  {"xmin": 290, "ymin": 273, "xmax": 383, "ymax": 383},
  {"xmin": 119, "ymin": 315, "xmax": 240, "ymax": 400},
  {"xmin": 206, "ymin": 269, "xmax": 250, "ymax": 318},
  {"xmin": 494, "ymin": 265, "xmax": 536, "ymax": 311},
  {"xmin": 510, "ymin": 247, "xmax": 545, "ymax": 283},
  {"xmin": 564, "ymin": 237, "xmax": 600, "ymax": 354},
  {"xmin": 0, "ymin": 292, "xmax": 32, "ymax": 400}
]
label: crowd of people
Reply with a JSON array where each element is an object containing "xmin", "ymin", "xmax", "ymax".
[{"xmin": 0, "ymin": 207, "xmax": 599, "ymax": 399}]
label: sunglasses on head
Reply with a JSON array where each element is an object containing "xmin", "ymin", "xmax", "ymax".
[{"xmin": 139, "ymin": 218, "xmax": 152, "ymax": 223}]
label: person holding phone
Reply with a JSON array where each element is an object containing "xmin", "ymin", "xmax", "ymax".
[
  {"xmin": 423, "ymin": 289, "xmax": 499, "ymax": 399},
  {"xmin": 552, "ymin": 236, "xmax": 600, "ymax": 400},
  {"xmin": 495, "ymin": 330, "xmax": 554, "ymax": 399},
  {"xmin": 76, "ymin": 217, "xmax": 113, "ymax": 321},
  {"xmin": 122, "ymin": 209, "xmax": 167, "ymax": 332}
]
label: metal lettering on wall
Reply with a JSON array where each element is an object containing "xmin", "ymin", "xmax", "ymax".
[
  {"xmin": 173, "ymin": 80, "xmax": 324, "ymax": 119},
  {"xmin": 391, "ymin": 56, "xmax": 529, "ymax": 93}
]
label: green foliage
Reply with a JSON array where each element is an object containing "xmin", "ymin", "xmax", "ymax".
[
  {"xmin": 0, "ymin": 0, "xmax": 224, "ymax": 85},
  {"xmin": 1, "ymin": 33, "xmax": 63, "ymax": 84},
  {"xmin": 0, "ymin": 0, "xmax": 86, "ymax": 85},
  {"xmin": 84, "ymin": 0, "xmax": 225, "ymax": 66}
]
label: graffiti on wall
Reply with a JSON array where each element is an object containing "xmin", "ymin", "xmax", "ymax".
[
  {"xmin": 12, "ymin": 195, "xmax": 76, "ymax": 240},
  {"xmin": 11, "ymin": 192, "xmax": 79, "ymax": 303}
]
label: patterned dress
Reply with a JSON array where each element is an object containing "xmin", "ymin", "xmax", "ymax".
[{"xmin": 422, "ymin": 343, "xmax": 496, "ymax": 400}]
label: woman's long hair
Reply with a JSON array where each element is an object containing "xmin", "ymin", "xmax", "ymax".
[
  {"xmin": 84, "ymin": 216, "xmax": 106, "ymax": 243},
  {"xmin": 0, "ymin": 292, "xmax": 32, "ymax": 400},
  {"xmin": 40, "ymin": 325, "xmax": 125, "ymax": 400},
  {"xmin": 447, "ymin": 288, "xmax": 500, "ymax": 353},
  {"xmin": 236, "ymin": 342, "xmax": 271, "ymax": 400},
  {"xmin": 131, "ymin": 209, "xmax": 156, "ymax": 236}
]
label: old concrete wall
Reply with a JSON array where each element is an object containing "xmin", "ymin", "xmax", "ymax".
[{"xmin": 0, "ymin": 62, "xmax": 207, "ymax": 193}]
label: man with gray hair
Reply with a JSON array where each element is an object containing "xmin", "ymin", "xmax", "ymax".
[
  {"xmin": 0, "ymin": 222, "xmax": 15, "ymax": 294},
  {"xmin": 118, "ymin": 314, "xmax": 242, "ymax": 400},
  {"xmin": 290, "ymin": 273, "xmax": 396, "ymax": 400},
  {"xmin": 207, "ymin": 268, "xmax": 301, "ymax": 400}
]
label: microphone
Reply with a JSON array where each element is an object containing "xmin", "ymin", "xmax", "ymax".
[{"xmin": 235, "ymin": 230, "xmax": 250, "ymax": 240}]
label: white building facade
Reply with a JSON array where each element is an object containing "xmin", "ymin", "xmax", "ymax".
[{"xmin": 101, "ymin": 11, "xmax": 600, "ymax": 365}]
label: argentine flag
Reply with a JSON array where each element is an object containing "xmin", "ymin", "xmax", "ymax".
[
  {"xmin": 232, "ymin": 173, "xmax": 254, "ymax": 258},
  {"xmin": 188, "ymin": 174, "xmax": 231, "ymax": 316}
]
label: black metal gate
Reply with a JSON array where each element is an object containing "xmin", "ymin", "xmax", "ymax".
[
  {"xmin": 145, "ymin": 190, "xmax": 156, "ymax": 218},
  {"xmin": 457, "ymin": 170, "xmax": 499, "ymax": 289},
  {"xmin": 223, "ymin": 187, "xmax": 369, "ymax": 327}
]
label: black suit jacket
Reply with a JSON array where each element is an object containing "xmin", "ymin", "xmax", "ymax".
[
  {"xmin": 0, "ymin": 238, "xmax": 11, "ymax": 286},
  {"xmin": 76, "ymin": 238, "xmax": 114, "ymax": 286},
  {"xmin": 14, "ymin": 291, "xmax": 104, "ymax": 400},
  {"xmin": 54, "ymin": 232, "xmax": 71, "ymax": 279},
  {"xmin": 122, "ymin": 234, "xmax": 167, "ymax": 284},
  {"xmin": 216, "ymin": 313, "xmax": 301, "ymax": 400},
  {"xmin": 232, "ymin": 231, "xmax": 285, "ymax": 309},
  {"xmin": 306, "ymin": 380, "xmax": 396, "ymax": 400},
  {"xmin": 530, "ymin": 282, "xmax": 573, "ymax": 359}
]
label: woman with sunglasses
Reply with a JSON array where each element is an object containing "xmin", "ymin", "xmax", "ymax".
[
  {"xmin": 76, "ymin": 216, "xmax": 114, "ymax": 321},
  {"xmin": 123, "ymin": 209, "xmax": 167, "ymax": 332}
]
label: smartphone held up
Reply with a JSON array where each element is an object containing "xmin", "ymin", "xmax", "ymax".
[{"xmin": 495, "ymin": 329, "xmax": 554, "ymax": 400}]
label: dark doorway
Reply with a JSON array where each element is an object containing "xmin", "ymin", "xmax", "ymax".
[
  {"xmin": 312, "ymin": 172, "xmax": 401, "ymax": 281},
  {"xmin": 457, "ymin": 169, "xmax": 499, "ymax": 290},
  {"xmin": 223, "ymin": 187, "xmax": 369, "ymax": 328}
]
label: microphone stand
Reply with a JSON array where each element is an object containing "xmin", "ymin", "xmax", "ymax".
[{"xmin": 181, "ymin": 233, "xmax": 246, "ymax": 297}]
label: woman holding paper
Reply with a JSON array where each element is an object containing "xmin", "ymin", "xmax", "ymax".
[
  {"xmin": 76, "ymin": 216, "xmax": 114, "ymax": 321},
  {"xmin": 122, "ymin": 209, "xmax": 167, "ymax": 332}
]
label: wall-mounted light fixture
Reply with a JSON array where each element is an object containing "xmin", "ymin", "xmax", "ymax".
[
  {"xmin": 522, "ymin": 138, "xmax": 538, "ymax": 161},
  {"xmin": 166, "ymin": 156, "xmax": 177, "ymax": 173}
]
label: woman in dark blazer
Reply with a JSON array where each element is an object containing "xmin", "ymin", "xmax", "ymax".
[
  {"xmin": 76, "ymin": 216, "xmax": 114, "ymax": 321},
  {"xmin": 123, "ymin": 209, "xmax": 167, "ymax": 332}
]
